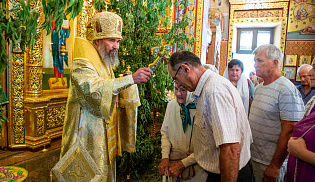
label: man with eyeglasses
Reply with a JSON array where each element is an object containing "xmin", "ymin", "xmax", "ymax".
[{"xmin": 167, "ymin": 51, "xmax": 253, "ymax": 182}]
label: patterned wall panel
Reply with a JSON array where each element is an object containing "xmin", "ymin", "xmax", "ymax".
[
  {"xmin": 229, "ymin": 0, "xmax": 289, "ymax": 4},
  {"xmin": 285, "ymin": 41, "xmax": 315, "ymax": 62},
  {"xmin": 230, "ymin": 2, "xmax": 289, "ymax": 19},
  {"xmin": 234, "ymin": 9, "xmax": 283, "ymax": 19},
  {"xmin": 258, "ymin": 9, "xmax": 282, "ymax": 17}
]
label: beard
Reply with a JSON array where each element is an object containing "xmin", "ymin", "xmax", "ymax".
[{"xmin": 96, "ymin": 42, "xmax": 120, "ymax": 67}]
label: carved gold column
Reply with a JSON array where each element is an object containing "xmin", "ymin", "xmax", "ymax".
[
  {"xmin": 26, "ymin": 1, "xmax": 44, "ymax": 97},
  {"xmin": 77, "ymin": 0, "xmax": 94, "ymax": 38},
  {"xmin": 7, "ymin": 0, "xmax": 26, "ymax": 148}
]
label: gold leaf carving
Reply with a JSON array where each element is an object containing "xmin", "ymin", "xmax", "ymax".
[
  {"xmin": 36, "ymin": 110, "xmax": 45, "ymax": 136},
  {"xmin": 47, "ymin": 106, "xmax": 66, "ymax": 129}
]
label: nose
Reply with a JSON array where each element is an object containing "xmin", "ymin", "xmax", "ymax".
[
  {"xmin": 254, "ymin": 62, "xmax": 258, "ymax": 68},
  {"xmin": 113, "ymin": 41, "xmax": 119, "ymax": 50}
]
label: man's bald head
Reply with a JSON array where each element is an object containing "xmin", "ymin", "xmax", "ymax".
[
  {"xmin": 298, "ymin": 64, "xmax": 313, "ymax": 86},
  {"xmin": 298, "ymin": 64, "xmax": 313, "ymax": 74}
]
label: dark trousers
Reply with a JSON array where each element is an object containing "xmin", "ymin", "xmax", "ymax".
[{"xmin": 206, "ymin": 162, "xmax": 253, "ymax": 182}]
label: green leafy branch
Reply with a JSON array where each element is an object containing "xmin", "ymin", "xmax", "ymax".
[
  {"xmin": 107, "ymin": 0, "xmax": 194, "ymax": 179},
  {"xmin": 0, "ymin": 0, "xmax": 84, "ymax": 75}
]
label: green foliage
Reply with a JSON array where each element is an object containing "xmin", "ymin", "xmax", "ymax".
[
  {"xmin": 104, "ymin": 0, "xmax": 195, "ymax": 179},
  {"xmin": 0, "ymin": 106, "xmax": 7, "ymax": 129},
  {"xmin": 0, "ymin": 0, "xmax": 84, "ymax": 75}
]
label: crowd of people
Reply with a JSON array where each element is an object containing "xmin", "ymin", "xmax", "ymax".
[
  {"xmin": 60, "ymin": 11, "xmax": 314, "ymax": 182},
  {"xmin": 159, "ymin": 44, "xmax": 315, "ymax": 182}
]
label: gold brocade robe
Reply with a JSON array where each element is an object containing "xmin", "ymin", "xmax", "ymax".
[{"xmin": 60, "ymin": 37, "xmax": 140, "ymax": 181}]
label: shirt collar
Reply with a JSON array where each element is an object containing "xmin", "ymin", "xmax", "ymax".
[{"xmin": 193, "ymin": 69, "xmax": 211, "ymax": 100}]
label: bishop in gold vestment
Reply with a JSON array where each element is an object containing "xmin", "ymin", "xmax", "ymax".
[{"xmin": 60, "ymin": 12, "xmax": 152, "ymax": 181}]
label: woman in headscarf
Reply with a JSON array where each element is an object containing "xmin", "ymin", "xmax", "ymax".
[
  {"xmin": 158, "ymin": 84, "xmax": 207, "ymax": 182},
  {"xmin": 223, "ymin": 59, "xmax": 255, "ymax": 116},
  {"xmin": 286, "ymin": 63, "xmax": 315, "ymax": 182}
]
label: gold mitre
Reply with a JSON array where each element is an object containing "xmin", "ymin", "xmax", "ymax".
[{"xmin": 90, "ymin": 11, "xmax": 123, "ymax": 40}]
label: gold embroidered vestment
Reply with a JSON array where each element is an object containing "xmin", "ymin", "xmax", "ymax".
[{"xmin": 60, "ymin": 37, "xmax": 140, "ymax": 181}]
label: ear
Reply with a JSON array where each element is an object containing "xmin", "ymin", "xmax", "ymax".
[
  {"xmin": 95, "ymin": 39, "xmax": 101, "ymax": 47},
  {"xmin": 272, "ymin": 59, "xmax": 279, "ymax": 67},
  {"xmin": 181, "ymin": 63, "xmax": 190, "ymax": 72}
]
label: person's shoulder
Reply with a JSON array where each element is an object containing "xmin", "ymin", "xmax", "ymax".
[
  {"xmin": 206, "ymin": 72, "xmax": 232, "ymax": 90},
  {"xmin": 296, "ymin": 84, "xmax": 303, "ymax": 90},
  {"xmin": 273, "ymin": 77, "xmax": 302, "ymax": 98},
  {"xmin": 167, "ymin": 99, "xmax": 177, "ymax": 106},
  {"xmin": 274, "ymin": 76, "xmax": 296, "ymax": 89}
]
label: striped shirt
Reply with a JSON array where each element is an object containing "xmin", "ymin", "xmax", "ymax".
[
  {"xmin": 249, "ymin": 76, "xmax": 305, "ymax": 165},
  {"xmin": 193, "ymin": 70, "xmax": 252, "ymax": 173}
]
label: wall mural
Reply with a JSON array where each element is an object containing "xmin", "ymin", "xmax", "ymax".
[
  {"xmin": 287, "ymin": 0, "xmax": 315, "ymax": 40},
  {"xmin": 42, "ymin": 14, "xmax": 75, "ymax": 90},
  {"xmin": 173, "ymin": 0, "xmax": 203, "ymax": 58}
]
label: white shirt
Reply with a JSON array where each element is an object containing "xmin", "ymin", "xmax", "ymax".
[{"xmin": 193, "ymin": 70, "xmax": 252, "ymax": 173}]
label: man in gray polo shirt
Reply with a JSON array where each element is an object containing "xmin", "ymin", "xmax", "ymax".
[{"xmin": 249, "ymin": 44, "xmax": 305, "ymax": 181}]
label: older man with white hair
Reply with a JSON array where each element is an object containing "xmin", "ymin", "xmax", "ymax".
[
  {"xmin": 249, "ymin": 44, "xmax": 305, "ymax": 182},
  {"xmin": 297, "ymin": 64, "xmax": 315, "ymax": 105}
]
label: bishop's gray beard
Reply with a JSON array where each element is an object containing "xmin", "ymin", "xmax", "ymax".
[{"xmin": 96, "ymin": 43, "xmax": 119, "ymax": 67}]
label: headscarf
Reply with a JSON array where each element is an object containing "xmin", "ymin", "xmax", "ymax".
[
  {"xmin": 223, "ymin": 67, "xmax": 249, "ymax": 115},
  {"xmin": 175, "ymin": 87, "xmax": 196, "ymax": 133}
]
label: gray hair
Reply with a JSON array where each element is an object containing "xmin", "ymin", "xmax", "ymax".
[
  {"xmin": 93, "ymin": 39, "xmax": 119, "ymax": 67},
  {"xmin": 253, "ymin": 44, "xmax": 283, "ymax": 69},
  {"xmin": 297, "ymin": 64, "xmax": 312, "ymax": 74}
]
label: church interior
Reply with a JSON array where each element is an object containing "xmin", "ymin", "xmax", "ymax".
[{"xmin": 0, "ymin": 0, "xmax": 314, "ymax": 181}]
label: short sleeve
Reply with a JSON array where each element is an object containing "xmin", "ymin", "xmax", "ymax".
[{"xmin": 279, "ymin": 85, "xmax": 305, "ymax": 121}]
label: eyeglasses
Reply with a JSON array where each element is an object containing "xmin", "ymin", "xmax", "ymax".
[{"xmin": 172, "ymin": 66, "xmax": 182, "ymax": 83}]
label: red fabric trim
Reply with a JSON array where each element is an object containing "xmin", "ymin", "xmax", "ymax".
[{"xmin": 54, "ymin": 65, "xmax": 63, "ymax": 78}]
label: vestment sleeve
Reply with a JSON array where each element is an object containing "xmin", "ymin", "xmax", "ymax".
[
  {"xmin": 113, "ymin": 75, "xmax": 134, "ymax": 95},
  {"xmin": 71, "ymin": 59, "xmax": 132, "ymax": 120}
]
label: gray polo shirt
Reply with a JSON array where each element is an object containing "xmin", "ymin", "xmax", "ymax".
[{"xmin": 249, "ymin": 76, "xmax": 304, "ymax": 165}]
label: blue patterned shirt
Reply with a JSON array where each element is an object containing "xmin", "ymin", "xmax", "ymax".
[{"xmin": 297, "ymin": 85, "xmax": 315, "ymax": 105}]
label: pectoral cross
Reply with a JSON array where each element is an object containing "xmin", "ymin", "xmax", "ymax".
[
  {"xmin": 126, "ymin": 65, "xmax": 132, "ymax": 75},
  {"xmin": 69, "ymin": 165, "xmax": 86, "ymax": 181}
]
